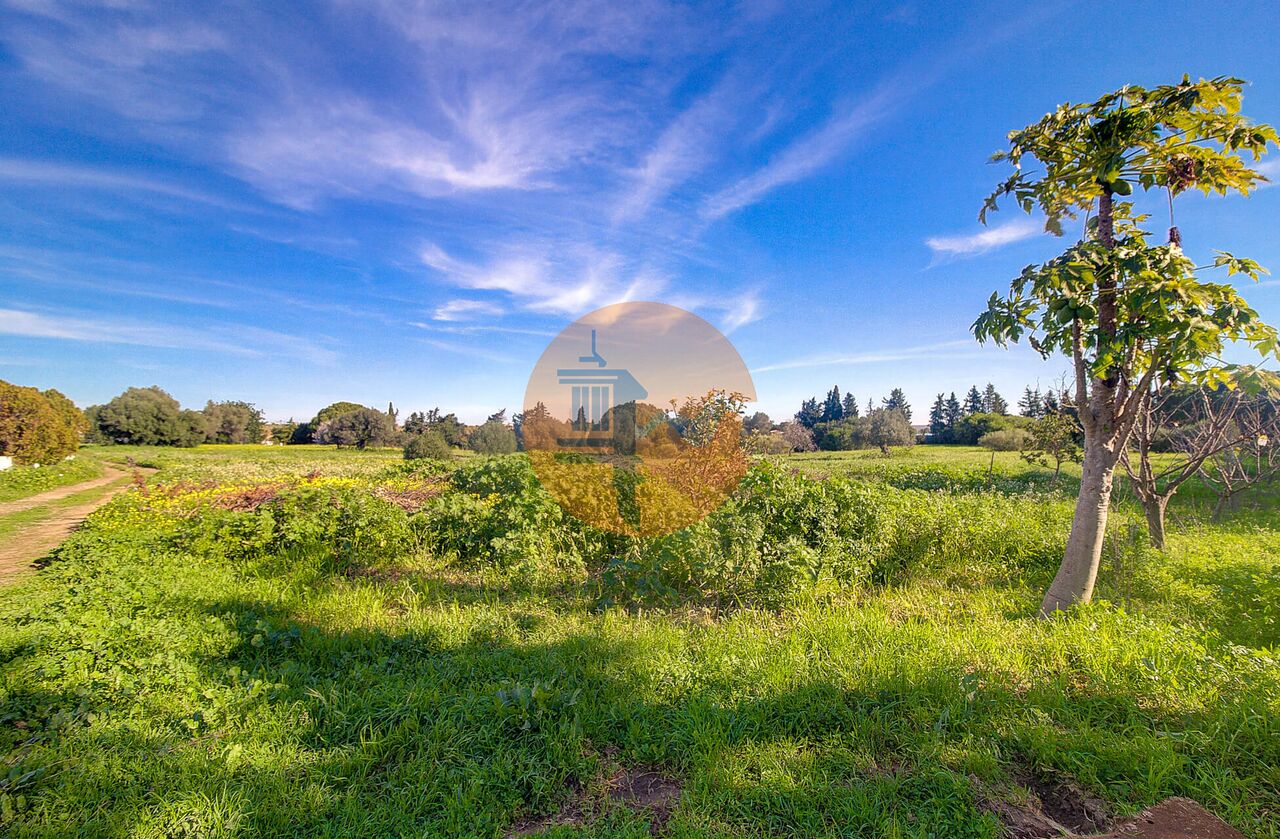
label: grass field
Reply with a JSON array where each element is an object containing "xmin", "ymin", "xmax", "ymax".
[{"xmin": 0, "ymin": 445, "xmax": 1276, "ymax": 837}]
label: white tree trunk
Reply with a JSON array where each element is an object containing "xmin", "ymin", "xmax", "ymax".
[{"xmin": 1040, "ymin": 442, "xmax": 1117, "ymax": 614}]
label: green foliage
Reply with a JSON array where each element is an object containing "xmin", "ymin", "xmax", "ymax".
[
  {"xmin": 981, "ymin": 76, "xmax": 1278, "ymax": 233},
  {"xmin": 202, "ymin": 400, "xmax": 265, "ymax": 444},
  {"xmin": 1022, "ymin": 413, "xmax": 1083, "ymax": 479},
  {"xmin": 311, "ymin": 401, "xmax": 366, "ymax": 427},
  {"xmin": 468, "ymin": 420, "xmax": 517, "ymax": 455},
  {"xmin": 952, "ymin": 413, "xmax": 1032, "ymax": 446},
  {"xmin": 403, "ymin": 430, "xmax": 452, "ymax": 461},
  {"xmin": 90, "ymin": 386, "xmax": 205, "ymax": 447},
  {"xmin": 315, "ymin": 407, "xmax": 398, "ymax": 449},
  {"xmin": 0, "ymin": 381, "xmax": 84, "ymax": 465}
]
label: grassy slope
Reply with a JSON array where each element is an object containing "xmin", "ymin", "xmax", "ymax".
[
  {"xmin": 0, "ymin": 447, "xmax": 1275, "ymax": 837},
  {"xmin": 0, "ymin": 455, "xmax": 102, "ymax": 504}
]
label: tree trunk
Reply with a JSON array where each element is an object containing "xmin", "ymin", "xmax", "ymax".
[
  {"xmin": 1140, "ymin": 494, "xmax": 1168, "ymax": 551},
  {"xmin": 1040, "ymin": 442, "xmax": 1117, "ymax": 615}
]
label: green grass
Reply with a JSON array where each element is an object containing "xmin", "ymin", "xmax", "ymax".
[
  {"xmin": 0, "ymin": 455, "xmax": 102, "ymax": 503},
  {"xmin": 0, "ymin": 447, "xmax": 1276, "ymax": 837}
]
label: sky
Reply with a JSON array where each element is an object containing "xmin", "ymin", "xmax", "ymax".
[{"xmin": 2, "ymin": 0, "xmax": 1279, "ymax": 424}]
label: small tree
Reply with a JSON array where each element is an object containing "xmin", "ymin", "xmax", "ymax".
[
  {"xmin": 867, "ymin": 408, "xmax": 913, "ymax": 456},
  {"xmin": 973, "ymin": 76, "xmax": 1278, "ymax": 613},
  {"xmin": 1022, "ymin": 411, "xmax": 1082, "ymax": 486},
  {"xmin": 404, "ymin": 430, "xmax": 453, "ymax": 461},
  {"xmin": 1190, "ymin": 390, "xmax": 1280, "ymax": 518},
  {"xmin": 744, "ymin": 411, "xmax": 773, "ymax": 434},
  {"xmin": 780, "ymin": 421, "xmax": 816, "ymax": 452}
]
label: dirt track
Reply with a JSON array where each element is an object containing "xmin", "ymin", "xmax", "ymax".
[{"xmin": 0, "ymin": 466, "xmax": 144, "ymax": 585}]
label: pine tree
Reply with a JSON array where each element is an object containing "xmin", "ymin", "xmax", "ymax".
[
  {"xmin": 928, "ymin": 394, "xmax": 948, "ymax": 440},
  {"xmin": 795, "ymin": 397, "xmax": 822, "ymax": 429},
  {"xmin": 1042, "ymin": 389, "xmax": 1060, "ymax": 415},
  {"xmin": 983, "ymin": 384, "xmax": 1008, "ymax": 415},
  {"xmin": 1018, "ymin": 386, "xmax": 1039, "ymax": 420},
  {"xmin": 882, "ymin": 388, "xmax": 911, "ymax": 422},
  {"xmin": 963, "ymin": 386, "xmax": 984, "ymax": 415},
  {"xmin": 944, "ymin": 392, "xmax": 962, "ymax": 435},
  {"xmin": 821, "ymin": 386, "xmax": 843, "ymax": 423},
  {"xmin": 842, "ymin": 392, "xmax": 859, "ymax": 418}
]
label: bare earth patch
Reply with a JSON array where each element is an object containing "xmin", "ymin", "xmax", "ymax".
[
  {"xmin": 506, "ymin": 759, "xmax": 683, "ymax": 837},
  {"xmin": 976, "ymin": 770, "xmax": 1244, "ymax": 838}
]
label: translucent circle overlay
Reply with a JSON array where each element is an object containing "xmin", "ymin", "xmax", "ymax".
[{"xmin": 523, "ymin": 302, "xmax": 756, "ymax": 536}]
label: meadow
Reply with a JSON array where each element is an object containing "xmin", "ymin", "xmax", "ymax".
[{"xmin": 0, "ymin": 444, "xmax": 1276, "ymax": 837}]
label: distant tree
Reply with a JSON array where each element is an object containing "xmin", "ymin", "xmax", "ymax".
[
  {"xmin": 780, "ymin": 421, "xmax": 816, "ymax": 452},
  {"xmin": 1042, "ymin": 389, "xmax": 1061, "ymax": 415},
  {"xmin": 387, "ymin": 401, "xmax": 398, "ymax": 428},
  {"xmin": 1190, "ymin": 391, "xmax": 1280, "ymax": 520},
  {"xmin": 944, "ymin": 392, "xmax": 962, "ymax": 438},
  {"xmin": 842, "ymin": 392, "xmax": 859, "ymax": 418},
  {"xmin": 316, "ymin": 407, "xmax": 397, "ymax": 449},
  {"xmin": 881, "ymin": 388, "xmax": 911, "ymax": 422},
  {"xmin": 469, "ymin": 419, "xmax": 517, "ymax": 454},
  {"xmin": 795, "ymin": 397, "xmax": 822, "ymax": 430},
  {"xmin": 402, "ymin": 411, "xmax": 428, "ymax": 435},
  {"xmin": 963, "ymin": 386, "xmax": 985, "ymax": 416},
  {"xmin": 426, "ymin": 410, "xmax": 467, "ymax": 446},
  {"xmin": 928, "ymin": 393, "xmax": 948, "ymax": 441},
  {"xmin": 743, "ymin": 411, "xmax": 773, "ymax": 434},
  {"xmin": 1019, "ymin": 386, "xmax": 1044, "ymax": 418},
  {"xmin": 867, "ymin": 408, "xmax": 913, "ymax": 456},
  {"xmin": 486, "ymin": 408, "xmax": 508, "ymax": 424},
  {"xmin": 289, "ymin": 422, "xmax": 316, "ymax": 444},
  {"xmin": 404, "ymin": 430, "xmax": 452, "ymax": 461},
  {"xmin": 1023, "ymin": 412, "xmax": 1082, "ymax": 486},
  {"xmin": 983, "ymin": 383, "xmax": 1008, "ymax": 415},
  {"xmin": 202, "ymin": 400, "xmax": 264, "ymax": 444},
  {"xmin": 312, "ymin": 401, "xmax": 366, "ymax": 427},
  {"xmin": 270, "ymin": 421, "xmax": 298, "ymax": 444},
  {"xmin": 820, "ymin": 386, "xmax": 843, "ymax": 423},
  {"xmin": 92, "ymin": 386, "xmax": 201, "ymax": 447}
]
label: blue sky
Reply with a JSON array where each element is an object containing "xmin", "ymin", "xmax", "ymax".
[{"xmin": 2, "ymin": 0, "xmax": 1278, "ymax": 423}]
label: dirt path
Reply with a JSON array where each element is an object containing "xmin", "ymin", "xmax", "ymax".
[
  {"xmin": 0, "ymin": 466, "xmax": 149, "ymax": 585},
  {"xmin": 0, "ymin": 464, "xmax": 131, "ymax": 516}
]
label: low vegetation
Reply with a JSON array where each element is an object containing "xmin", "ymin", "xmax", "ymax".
[{"xmin": 0, "ymin": 446, "xmax": 1275, "ymax": 836}]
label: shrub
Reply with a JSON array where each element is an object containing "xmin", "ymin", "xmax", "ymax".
[
  {"xmin": 404, "ymin": 431, "xmax": 453, "ymax": 461},
  {"xmin": 979, "ymin": 428, "xmax": 1029, "ymax": 452},
  {"xmin": 91, "ymin": 386, "xmax": 204, "ymax": 446},
  {"xmin": 469, "ymin": 420, "xmax": 517, "ymax": 455},
  {"xmin": 0, "ymin": 380, "xmax": 83, "ymax": 464}
]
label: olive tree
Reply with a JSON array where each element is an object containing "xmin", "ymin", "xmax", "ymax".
[{"xmin": 972, "ymin": 77, "xmax": 1278, "ymax": 614}]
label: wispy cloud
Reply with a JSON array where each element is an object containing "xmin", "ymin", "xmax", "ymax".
[
  {"xmin": 0, "ymin": 308, "xmax": 337, "ymax": 363},
  {"xmin": 0, "ymin": 158, "xmax": 242, "ymax": 209},
  {"xmin": 432, "ymin": 299, "xmax": 505, "ymax": 321},
  {"xmin": 924, "ymin": 219, "xmax": 1042, "ymax": 259},
  {"xmin": 701, "ymin": 86, "xmax": 897, "ymax": 220},
  {"xmin": 1256, "ymin": 158, "xmax": 1280, "ymax": 187},
  {"xmin": 752, "ymin": 339, "xmax": 974, "ymax": 373}
]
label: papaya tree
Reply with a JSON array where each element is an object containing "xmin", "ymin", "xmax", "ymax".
[{"xmin": 972, "ymin": 76, "xmax": 1279, "ymax": 614}]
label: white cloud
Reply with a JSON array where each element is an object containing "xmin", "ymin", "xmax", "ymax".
[
  {"xmin": 752, "ymin": 339, "xmax": 974, "ymax": 373},
  {"xmin": 0, "ymin": 308, "xmax": 336, "ymax": 363},
  {"xmin": 432, "ymin": 299, "xmax": 504, "ymax": 322},
  {"xmin": 1256, "ymin": 158, "xmax": 1280, "ymax": 187},
  {"xmin": 0, "ymin": 158, "xmax": 241, "ymax": 209},
  {"xmin": 924, "ymin": 219, "xmax": 1042, "ymax": 258}
]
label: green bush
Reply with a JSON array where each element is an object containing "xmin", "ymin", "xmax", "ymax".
[{"xmin": 404, "ymin": 431, "xmax": 453, "ymax": 461}]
